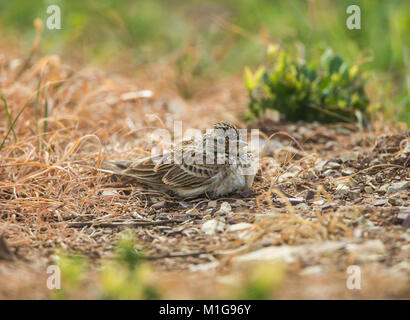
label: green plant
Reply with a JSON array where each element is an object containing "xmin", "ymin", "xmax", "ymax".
[
  {"xmin": 0, "ymin": 96, "xmax": 31, "ymax": 152},
  {"xmin": 51, "ymin": 232, "xmax": 160, "ymax": 300},
  {"xmin": 99, "ymin": 232, "xmax": 160, "ymax": 299},
  {"xmin": 52, "ymin": 252, "xmax": 86, "ymax": 300},
  {"xmin": 234, "ymin": 262, "xmax": 285, "ymax": 299},
  {"xmin": 245, "ymin": 47, "xmax": 370, "ymax": 123}
]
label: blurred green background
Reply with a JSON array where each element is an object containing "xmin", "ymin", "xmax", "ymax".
[{"xmin": 0, "ymin": 0, "xmax": 408, "ymax": 124}]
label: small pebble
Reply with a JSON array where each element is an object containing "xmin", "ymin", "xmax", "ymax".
[
  {"xmin": 374, "ymin": 199, "xmax": 388, "ymax": 207},
  {"xmin": 186, "ymin": 208, "xmax": 200, "ymax": 217},
  {"xmin": 341, "ymin": 151, "xmax": 359, "ymax": 162},
  {"xmin": 151, "ymin": 201, "xmax": 167, "ymax": 210},
  {"xmin": 326, "ymin": 162, "xmax": 341, "ymax": 169},
  {"xmin": 179, "ymin": 201, "xmax": 191, "ymax": 208},
  {"xmin": 306, "ymin": 190, "xmax": 315, "ymax": 201},
  {"xmin": 386, "ymin": 181, "xmax": 408, "ymax": 195},
  {"xmin": 342, "ymin": 169, "xmax": 355, "ymax": 176},
  {"xmin": 335, "ymin": 184, "xmax": 349, "ymax": 196},
  {"xmin": 320, "ymin": 204, "xmax": 333, "ymax": 211},
  {"xmin": 208, "ymin": 200, "xmax": 218, "ymax": 208},
  {"xmin": 379, "ymin": 184, "xmax": 390, "ymax": 193},
  {"xmin": 201, "ymin": 219, "xmax": 226, "ymax": 235},
  {"xmin": 218, "ymin": 202, "xmax": 232, "ymax": 214}
]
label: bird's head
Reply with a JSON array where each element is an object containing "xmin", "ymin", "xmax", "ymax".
[
  {"xmin": 213, "ymin": 121, "xmax": 239, "ymax": 134},
  {"xmin": 210, "ymin": 121, "xmax": 248, "ymax": 157}
]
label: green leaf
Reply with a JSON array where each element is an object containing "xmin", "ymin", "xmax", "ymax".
[
  {"xmin": 244, "ymin": 66, "xmax": 265, "ymax": 91},
  {"xmin": 329, "ymin": 55, "xmax": 344, "ymax": 74},
  {"xmin": 320, "ymin": 49, "xmax": 333, "ymax": 67}
]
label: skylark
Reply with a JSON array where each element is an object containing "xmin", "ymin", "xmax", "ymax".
[{"xmin": 101, "ymin": 121, "xmax": 257, "ymax": 198}]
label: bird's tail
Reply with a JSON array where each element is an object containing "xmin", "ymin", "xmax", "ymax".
[{"xmin": 98, "ymin": 158, "xmax": 166, "ymax": 187}]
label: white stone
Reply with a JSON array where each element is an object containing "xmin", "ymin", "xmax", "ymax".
[
  {"xmin": 300, "ymin": 265, "xmax": 324, "ymax": 276},
  {"xmin": 341, "ymin": 151, "xmax": 359, "ymax": 162},
  {"xmin": 189, "ymin": 261, "xmax": 220, "ymax": 272},
  {"xmin": 335, "ymin": 184, "xmax": 349, "ymax": 196},
  {"xmin": 233, "ymin": 246, "xmax": 299, "ymax": 264},
  {"xmin": 201, "ymin": 219, "xmax": 226, "ymax": 235},
  {"xmin": 227, "ymin": 223, "xmax": 253, "ymax": 232},
  {"xmin": 101, "ymin": 190, "xmax": 117, "ymax": 196},
  {"xmin": 120, "ymin": 90, "xmax": 153, "ymax": 101},
  {"xmin": 218, "ymin": 202, "xmax": 232, "ymax": 214},
  {"xmin": 326, "ymin": 162, "xmax": 341, "ymax": 169}
]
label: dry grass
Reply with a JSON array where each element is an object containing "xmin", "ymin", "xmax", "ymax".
[{"xmin": 0, "ymin": 39, "xmax": 409, "ymax": 299}]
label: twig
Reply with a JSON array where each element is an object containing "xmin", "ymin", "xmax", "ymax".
[
  {"xmin": 42, "ymin": 85, "xmax": 48, "ymax": 149},
  {"xmin": 334, "ymin": 163, "xmax": 405, "ymax": 181},
  {"xmin": 67, "ymin": 219, "xmax": 182, "ymax": 228},
  {"xmin": 309, "ymin": 104, "xmax": 353, "ymax": 123},
  {"xmin": 34, "ymin": 76, "xmax": 42, "ymax": 149},
  {"xmin": 145, "ymin": 251, "xmax": 211, "ymax": 260}
]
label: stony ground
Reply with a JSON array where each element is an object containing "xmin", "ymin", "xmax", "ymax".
[{"xmin": 0, "ymin": 49, "xmax": 409, "ymax": 299}]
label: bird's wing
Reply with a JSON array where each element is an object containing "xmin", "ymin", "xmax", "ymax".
[
  {"xmin": 162, "ymin": 161, "xmax": 219, "ymax": 189},
  {"xmin": 102, "ymin": 148, "xmax": 221, "ymax": 189}
]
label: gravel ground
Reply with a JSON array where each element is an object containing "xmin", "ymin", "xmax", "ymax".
[{"xmin": 0, "ymin": 51, "xmax": 409, "ymax": 299}]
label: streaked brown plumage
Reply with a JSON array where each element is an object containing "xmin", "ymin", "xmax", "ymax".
[{"xmin": 101, "ymin": 122, "xmax": 257, "ymax": 198}]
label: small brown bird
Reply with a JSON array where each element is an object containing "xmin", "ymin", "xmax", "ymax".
[{"xmin": 101, "ymin": 122, "xmax": 257, "ymax": 198}]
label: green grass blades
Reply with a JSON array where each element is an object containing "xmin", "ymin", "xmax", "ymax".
[
  {"xmin": 51, "ymin": 232, "xmax": 160, "ymax": 300},
  {"xmin": 0, "ymin": 90, "xmax": 17, "ymax": 142}
]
